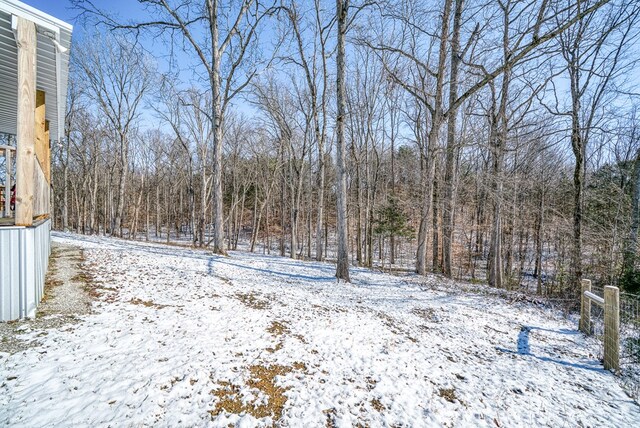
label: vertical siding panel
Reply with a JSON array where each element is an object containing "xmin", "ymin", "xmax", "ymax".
[{"xmin": 0, "ymin": 219, "xmax": 50, "ymax": 321}]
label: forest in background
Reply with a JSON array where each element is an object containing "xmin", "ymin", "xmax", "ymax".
[{"xmin": 46, "ymin": 0, "xmax": 640, "ymax": 297}]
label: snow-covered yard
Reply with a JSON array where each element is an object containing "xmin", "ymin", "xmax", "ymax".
[{"xmin": 0, "ymin": 233, "xmax": 638, "ymax": 427}]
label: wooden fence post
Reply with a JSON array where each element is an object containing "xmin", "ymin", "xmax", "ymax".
[
  {"xmin": 580, "ymin": 279, "xmax": 592, "ymax": 334},
  {"xmin": 603, "ymin": 285, "xmax": 620, "ymax": 372},
  {"xmin": 14, "ymin": 16, "xmax": 36, "ymax": 227}
]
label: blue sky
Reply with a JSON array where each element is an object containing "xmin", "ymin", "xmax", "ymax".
[
  {"xmin": 23, "ymin": 0, "xmax": 74, "ymax": 21},
  {"xmin": 25, "ymin": 0, "xmax": 136, "ymax": 29},
  {"xmin": 25, "ymin": 0, "xmax": 261, "ymax": 121}
]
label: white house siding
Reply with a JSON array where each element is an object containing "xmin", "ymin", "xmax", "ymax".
[{"xmin": 0, "ymin": 219, "xmax": 50, "ymax": 321}]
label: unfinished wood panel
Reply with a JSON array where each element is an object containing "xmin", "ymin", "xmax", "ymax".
[
  {"xmin": 44, "ymin": 120, "xmax": 50, "ymax": 183},
  {"xmin": 579, "ymin": 279, "xmax": 591, "ymax": 334},
  {"xmin": 35, "ymin": 90, "xmax": 48, "ymax": 182},
  {"xmin": 15, "ymin": 16, "xmax": 36, "ymax": 226},
  {"xmin": 33, "ymin": 158, "xmax": 49, "ymax": 217},
  {"xmin": 604, "ymin": 286, "xmax": 620, "ymax": 372}
]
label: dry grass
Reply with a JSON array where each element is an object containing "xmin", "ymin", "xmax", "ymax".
[
  {"xmin": 71, "ymin": 272, "xmax": 93, "ymax": 285},
  {"xmin": 83, "ymin": 282, "xmax": 117, "ymax": 301},
  {"xmin": 371, "ymin": 398, "xmax": 385, "ymax": 412},
  {"xmin": 324, "ymin": 408, "xmax": 337, "ymax": 428},
  {"xmin": 266, "ymin": 342, "xmax": 283, "ymax": 353},
  {"xmin": 129, "ymin": 298, "xmax": 168, "ymax": 309},
  {"xmin": 377, "ymin": 312, "xmax": 418, "ymax": 343},
  {"xmin": 209, "ymin": 363, "xmax": 306, "ymax": 423},
  {"xmin": 39, "ymin": 279, "xmax": 63, "ymax": 307},
  {"xmin": 235, "ymin": 292, "xmax": 270, "ymax": 310},
  {"xmin": 438, "ymin": 387, "xmax": 457, "ymax": 403},
  {"xmin": 312, "ymin": 304, "xmax": 347, "ymax": 314},
  {"xmin": 266, "ymin": 320, "xmax": 293, "ymax": 353},
  {"xmin": 291, "ymin": 361, "xmax": 307, "ymax": 372},
  {"xmin": 40, "ymin": 250, "xmax": 64, "ymax": 306},
  {"xmin": 267, "ymin": 320, "xmax": 290, "ymax": 336},
  {"xmin": 412, "ymin": 307, "xmax": 440, "ymax": 322}
]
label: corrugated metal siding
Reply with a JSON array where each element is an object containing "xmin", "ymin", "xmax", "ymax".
[
  {"xmin": 0, "ymin": 226, "xmax": 21, "ymax": 320},
  {"xmin": 0, "ymin": 7, "xmax": 72, "ymax": 143},
  {"xmin": 0, "ymin": 218, "xmax": 50, "ymax": 321},
  {"xmin": 33, "ymin": 218, "xmax": 50, "ymax": 313}
]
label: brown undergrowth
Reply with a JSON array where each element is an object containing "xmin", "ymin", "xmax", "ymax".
[
  {"xmin": 209, "ymin": 363, "xmax": 306, "ymax": 423},
  {"xmin": 129, "ymin": 298, "xmax": 169, "ymax": 309},
  {"xmin": 235, "ymin": 292, "xmax": 271, "ymax": 310}
]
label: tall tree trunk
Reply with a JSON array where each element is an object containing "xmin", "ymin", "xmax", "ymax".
[
  {"xmin": 415, "ymin": 0, "xmax": 452, "ymax": 275},
  {"xmin": 354, "ymin": 145, "xmax": 363, "ymax": 265},
  {"xmin": 90, "ymin": 161, "xmax": 98, "ymax": 233},
  {"xmin": 316, "ymin": 148, "xmax": 325, "ymax": 260},
  {"xmin": 535, "ymin": 183, "xmax": 544, "ymax": 294},
  {"xmin": 390, "ymin": 123, "xmax": 396, "ymax": 265},
  {"xmin": 290, "ymin": 169, "xmax": 298, "ymax": 259},
  {"xmin": 155, "ymin": 184, "xmax": 160, "ymax": 238},
  {"xmin": 416, "ymin": 129, "xmax": 439, "ymax": 275},
  {"xmin": 236, "ymin": 190, "xmax": 246, "ymax": 250},
  {"xmin": 200, "ymin": 172, "xmax": 208, "ymax": 247},
  {"xmin": 146, "ymin": 191, "xmax": 150, "ymax": 242},
  {"xmin": 131, "ymin": 181, "xmax": 144, "ymax": 241},
  {"xmin": 114, "ymin": 135, "xmax": 128, "ymax": 237},
  {"xmin": 570, "ymin": 76, "xmax": 584, "ymax": 295},
  {"xmin": 335, "ymin": 0, "xmax": 350, "ymax": 282},
  {"xmin": 488, "ymin": 5, "xmax": 511, "ymax": 289},
  {"xmin": 280, "ymin": 151, "xmax": 286, "ymax": 256},
  {"xmin": 250, "ymin": 192, "xmax": 259, "ymax": 252},
  {"xmin": 442, "ymin": 0, "xmax": 464, "ymax": 277},
  {"xmin": 432, "ymin": 176, "xmax": 440, "ymax": 272},
  {"xmin": 207, "ymin": 0, "xmax": 225, "ymax": 255}
]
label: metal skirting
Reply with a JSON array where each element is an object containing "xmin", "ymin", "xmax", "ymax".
[{"xmin": 0, "ymin": 218, "xmax": 50, "ymax": 321}]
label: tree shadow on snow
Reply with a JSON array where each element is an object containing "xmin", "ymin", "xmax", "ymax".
[
  {"xmin": 495, "ymin": 325, "xmax": 604, "ymax": 373},
  {"xmin": 55, "ymin": 232, "xmax": 225, "ymax": 270},
  {"xmin": 211, "ymin": 257, "xmax": 335, "ymax": 282}
]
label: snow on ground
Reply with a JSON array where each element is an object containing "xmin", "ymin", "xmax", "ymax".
[{"xmin": 1, "ymin": 232, "xmax": 638, "ymax": 427}]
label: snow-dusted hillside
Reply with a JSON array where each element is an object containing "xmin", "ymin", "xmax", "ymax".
[{"xmin": 1, "ymin": 233, "xmax": 637, "ymax": 427}]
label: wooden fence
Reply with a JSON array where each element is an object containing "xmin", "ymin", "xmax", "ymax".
[{"xmin": 580, "ymin": 279, "xmax": 620, "ymax": 372}]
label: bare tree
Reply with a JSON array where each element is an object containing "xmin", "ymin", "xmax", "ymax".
[
  {"xmin": 336, "ymin": 0, "xmax": 351, "ymax": 281},
  {"xmin": 283, "ymin": 0, "xmax": 333, "ymax": 261},
  {"xmin": 363, "ymin": 0, "xmax": 612, "ymax": 276},
  {"xmin": 73, "ymin": 33, "xmax": 153, "ymax": 237},
  {"xmin": 75, "ymin": 0, "xmax": 278, "ymax": 254},
  {"xmin": 549, "ymin": 0, "xmax": 639, "ymax": 293}
]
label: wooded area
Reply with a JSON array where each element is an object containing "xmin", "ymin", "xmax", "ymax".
[{"xmin": 55, "ymin": 0, "xmax": 640, "ymax": 296}]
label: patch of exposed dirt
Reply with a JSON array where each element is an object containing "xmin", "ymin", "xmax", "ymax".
[
  {"xmin": 235, "ymin": 292, "xmax": 271, "ymax": 310},
  {"xmin": 438, "ymin": 387, "xmax": 457, "ymax": 403},
  {"xmin": 266, "ymin": 320, "xmax": 291, "ymax": 353},
  {"xmin": 267, "ymin": 320, "xmax": 290, "ymax": 337},
  {"xmin": 0, "ymin": 242, "xmax": 93, "ymax": 355},
  {"xmin": 371, "ymin": 398, "xmax": 385, "ymax": 412},
  {"xmin": 129, "ymin": 298, "xmax": 169, "ymax": 309},
  {"xmin": 324, "ymin": 408, "xmax": 338, "ymax": 427},
  {"xmin": 412, "ymin": 307, "xmax": 442, "ymax": 323},
  {"xmin": 209, "ymin": 363, "xmax": 306, "ymax": 423}
]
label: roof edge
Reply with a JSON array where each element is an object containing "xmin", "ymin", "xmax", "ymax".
[{"xmin": 0, "ymin": 0, "xmax": 73, "ymax": 33}]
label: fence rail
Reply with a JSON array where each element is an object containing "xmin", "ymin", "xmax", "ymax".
[
  {"xmin": 580, "ymin": 280, "xmax": 619, "ymax": 372},
  {"xmin": 584, "ymin": 290, "xmax": 604, "ymax": 305}
]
